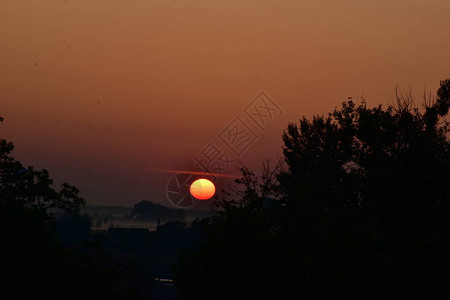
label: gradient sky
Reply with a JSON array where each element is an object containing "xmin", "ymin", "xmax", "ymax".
[{"xmin": 1, "ymin": 0, "xmax": 449, "ymax": 207}]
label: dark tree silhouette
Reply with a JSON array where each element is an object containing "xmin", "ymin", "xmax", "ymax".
[
  {"xmin": 280, "ymin": 80, "xmax": 450, "ymax": 298},
  {"xmin": 0, "ymin": 118, "xmax": 145, "ymax": 299},
  {"xmin": 175, "ymin": 79, "xmax": 450, "ymax": 299},
  {"xmin": 175, "ymin": 161, "xmax": 283, "ymax": 300}
]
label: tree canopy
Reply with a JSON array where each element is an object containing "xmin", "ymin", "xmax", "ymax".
[
  {"xmin": 0, "ymin": 118, "xmax": 142, "ymax": 299},
  {"xmin": 175, "ymin": 79, "xmax": 450, "ymax": 299}
]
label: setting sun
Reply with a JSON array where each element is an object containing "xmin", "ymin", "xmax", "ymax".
[{"xmin": 190, "ymin": 178, "xmax": 215, "ymax": 200}]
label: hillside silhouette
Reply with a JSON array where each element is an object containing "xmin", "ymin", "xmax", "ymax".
[{"xmin": 131, "ymin": 200, "xmax": 186, "ymax": 222}]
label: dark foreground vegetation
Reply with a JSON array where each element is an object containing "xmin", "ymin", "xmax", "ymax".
[
  {"xmin": 175, "ymin": 79, "xmax": 450, "ymax": 299},
  {"xmin": 1, "ymin": 79, "xmax": 449, "ymax": 299},
  {"xmin": 0, "ymin": 117, "xmax": 199, "ymax": 299}
]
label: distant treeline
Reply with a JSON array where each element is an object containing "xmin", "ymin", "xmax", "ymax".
[
  {"xmin": 83, "ymin": 201, "xmax": 187, "ymax": 224},
  {"xmin": 131, "ymin": 200, "xmax": 186, "ymax": 222},
  {"xmin": 81, "ymin": 205, "xmax": 132, "ymax": 216}
]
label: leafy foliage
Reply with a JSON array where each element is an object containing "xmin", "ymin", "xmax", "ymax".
[
  {"xmin": 175, "ymin": 79, "xmax": 450, "ymax": 299},
  {"xmin": 0, "ymin": 118, "xmax": 144, "ymax": 299}
]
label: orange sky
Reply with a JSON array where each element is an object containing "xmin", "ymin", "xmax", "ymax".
[{"xmin": 1, "ymin": 0, "xmax": 449, "ymax": 207}]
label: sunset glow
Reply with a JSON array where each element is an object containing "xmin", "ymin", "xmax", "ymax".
[{"xmin": 190, "ymin": 178, "xmax": 215, "ymax": 200}]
